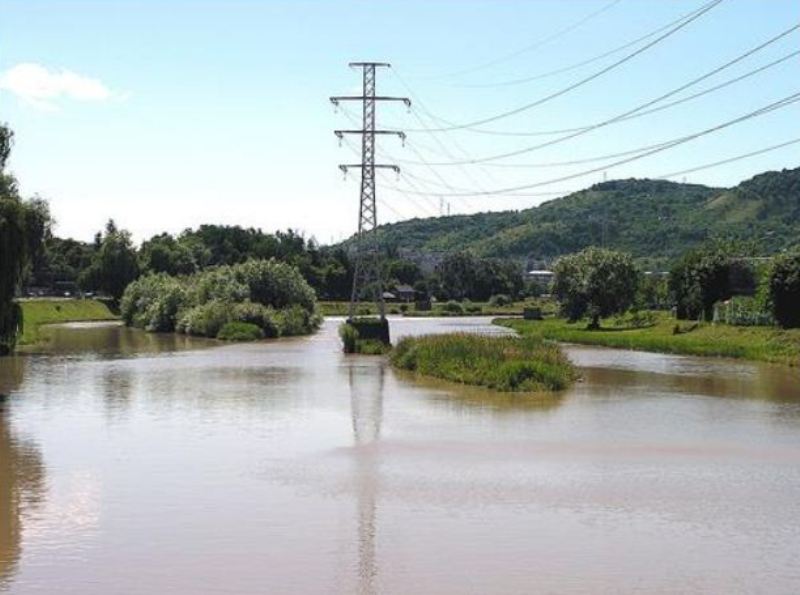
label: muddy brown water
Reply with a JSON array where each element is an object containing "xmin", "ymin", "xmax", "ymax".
[{"xmin": 1, "ymin": 317, "xmax": 799, "ymax": 594}]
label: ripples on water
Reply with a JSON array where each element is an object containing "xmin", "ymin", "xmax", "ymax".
[{"xmin": 1, "ymin": 318, "xmax": 799, "ymax": 594}]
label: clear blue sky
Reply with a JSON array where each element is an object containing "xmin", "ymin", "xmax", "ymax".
[{"xmin": 1, "ymin": 0, "xmax": 798, "ymax": 243}]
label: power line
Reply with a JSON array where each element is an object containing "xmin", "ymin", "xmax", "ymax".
[
  {"xmin": 423, "ymin": 0, "xmax": 623, "ymax": 80},
  {"xmin": 402, "ymin": 0, "xmax": 724, "ymax": 133},
  {"xmin": 657, "ymin": 137, "xmax": 800, "ymax": 179},
  {"xmin": 399, "ymin": 46, "xmax": 797, "ymax": 171},
  {"xmin": 388, "ymin": 91, "xmax": 800, "ymax": 197},
  {"xmin": 437, "ymin": 46, "xmax": 800, "ymax": 138},
  {"xmin": 455, "ymin": 0, "xmax": 731, "ymax": 89},
  {"xmin": 397, "ymin": 23, "xmax": 800, "ymax": 165}
]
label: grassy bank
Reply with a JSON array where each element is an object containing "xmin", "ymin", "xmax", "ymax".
[
  {"xmin": 19, "ymin": 299, "xmax": 119, "ymax": 345},
  {"xmin": 390, "ymin": 333, "xmax": 577, "ymax": 392},
  {"xmin": 496, "ymin": 314, "xmax": 800, "ymax": 367}
]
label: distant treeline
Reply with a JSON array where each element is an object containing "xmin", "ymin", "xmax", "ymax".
[{"xmin": 31, "ymin": 221, "xmax": 531, "ymax": 304}]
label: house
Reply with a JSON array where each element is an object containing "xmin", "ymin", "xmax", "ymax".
[
  {"xmin": 526, "ymin": 270, "xmax": 554, "ymax": 287},
  {"xmin": 394, "ymin": 284, "xmax": 416, "ymax": 302}
]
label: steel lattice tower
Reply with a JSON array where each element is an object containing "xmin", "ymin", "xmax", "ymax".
[{"xmin": 331, "ymin": 62, "xmax": 410, "ymax": 320}]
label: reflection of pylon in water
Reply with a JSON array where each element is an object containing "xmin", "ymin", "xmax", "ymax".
[
  {"xmin": 349, "ymin": 363, "xmax": 384, "ymax": 446},
  {"xmin": 347, "ymin": 363, "xmax": 385, "ymax": 593},
  {"xmin": 331, "ymin": 62, "xmax": 410, "ymax": 321}
]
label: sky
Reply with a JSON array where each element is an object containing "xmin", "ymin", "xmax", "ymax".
[{"xmin": 1, "ymin": 0, "xmax": 798, "ymax": 244}]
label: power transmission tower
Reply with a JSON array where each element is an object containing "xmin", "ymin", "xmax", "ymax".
[{"xmin": 331, "ymin": 62, "xmax": 410, "ymax": 320}]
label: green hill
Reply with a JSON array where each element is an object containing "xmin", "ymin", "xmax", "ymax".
[{"xmin": 360, "ymin": 167, "xmax": 800, "ymax": 269}]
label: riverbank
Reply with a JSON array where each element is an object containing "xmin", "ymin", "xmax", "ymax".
[
  {"xmin": 390, "ymin": 333, "xmax": 576, "ymax": 392},
  {"xmin": 496, "ymin": 314, "xmax": 800, "ymax": 367},
  {"xmin": 319, "ymin": 300, "xmax": 552, "ymax": 318},
  {"xmin": 18, "ymin": 298, "xmax": 118, "ymax": 345}
]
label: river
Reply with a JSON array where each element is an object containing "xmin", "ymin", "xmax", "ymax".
[{"xmin": 1, "ymin": 317, "xmax": 799, "ymax": 594}]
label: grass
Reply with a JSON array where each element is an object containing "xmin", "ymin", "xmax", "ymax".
[
  {"xmin": 496, "ymin": 312, "xmax": 800, "ymax": 367},
  {"xmin": 18, "ymin": 298, "xmax": 119, "ymax": 345},
  {"xmin": 390, "ymin": 333, "xmax": 577, "ymax": 392},
  {"xmin": 216, "ymin": 321, "xmax": 264, "ymax": 341}
]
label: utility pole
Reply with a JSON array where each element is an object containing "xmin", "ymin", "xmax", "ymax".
[{"xmin": 331, "ymin": 62, "xmax": 410, "ymax": 320}]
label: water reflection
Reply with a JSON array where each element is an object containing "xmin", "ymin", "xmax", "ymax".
[
  {"xmin": 0, "ymin": 359, "xmax": 46, "ymax": 590},
  {"xmin": 22, "ymin": 322, "xmax": 217, "ymax": 357},
  {"xmin": 348, "ymin": 361, "xmax": 385, "ymax": 595},
  {"xmin": 395, "ymin": 369, "xmax": 566, "ymax": 414},
  {"xmin": 568, "ymin": 345, "xmax": 800, "ymax": 402}
]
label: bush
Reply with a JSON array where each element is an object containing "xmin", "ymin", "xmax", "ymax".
[
  {"xmin": 234, "ymin": 259, "xmax": 317, "ymax": 313},
  {"xmin": 217, "ymin": 321, "xmax": 264, "ymax": 341},
  {"xmin": 275, "ymin": 304, "xmax": 318, "ymax": 336},
  {"xmin": 177, "ymin": 300, "xmax": 231, "ymax": 337},
  {"xmin": 120, "ymin": 258, "xmax": 320, "ymax": 338},
  {"xmin": 440, "ymin": 300, "xmax": 464, "ymax": 315},
  {"xmin": 120, "ymin": 273, "xmax": 187, "ymax": 332},
  {"xmin": 231, "ymin": 301, "xmax": 279, "ymax": 337},
  {"xmin": 488, "ymin": 294, "xmax": 512, "ymax": 307},
  {"xmin": 769, "ymin": 252, "xmax": 800, "ymax": 328},
  {"xmin": 339, "ymin": 323, "xmax": 359, "ymax": 353}
]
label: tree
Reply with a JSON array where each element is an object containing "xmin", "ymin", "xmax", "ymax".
[
  {"xmin": 768, "ymin": 251, "xmax": 800, "ymax": 328},
  {"xmin": 552, "ymin": 247, "xmax": 639, "ymax": 328},
  {"xmin": 80, "ymin": 220, "xmax": 139, "ymax": 300},
  {"xmin": 669, "ymin": 243, "xmax": 731, "ymax": 321},
  {"xmin": 1, "ymin": 125, "xmax": 51, "ymax": 353},
  {"xmin": 139, "ymin": 233, "xmax": 196, "ymax": 276},
  {"xmin": 435, "ymin": 251, "xmax": 523, "ymax": 301}
]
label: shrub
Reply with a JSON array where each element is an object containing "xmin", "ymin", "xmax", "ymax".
[
  {"xmin": 217, "ymin": 321, "xmax": 263, "ymax": 341},
  {"xmin": 120, "ymin": 273, "xmax": 187, "ymax": 332},
  {"xmin": 275, "ymin": 304, "xmax": 319, "ymax": 336},
  {"xmin": 231, "ymin": 301, "xmax": 279, "ymax": 337},
  {"xmin": 234, "ymin": 259, "xmax": 316, "ymax": 312},
  {"xmin": 177, "ymin": 300, "xmax": 231, "ymax": 337},
  {"xmin": 339, "ymin": 323, "xmax": 359, "ymax": 353},
  {"xmin": 488, "ymin": 294, "xmax": 512, "ymax": 307},
  {"xmin": 440, "ymin": 300, "xmax": 464, "ymax": 315},
  {"xmin": 120, "ymin": 258, "xmax": 319, "ymax": 339},
  {"xmin": 188, "ymin": 266, "xmax": 249, "ymax": 304},
  {"xmin": 769, "ymin": 252, "xmax": 800, "ymax": 328}
]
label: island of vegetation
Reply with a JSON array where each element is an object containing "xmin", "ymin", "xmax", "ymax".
[
  {"xmin": 390, "ymin": 333, "xmax": 577, "ymax": 393},
  {"xmin": 121, "ymin": 259, "xmax": 320, "ymax": 340}
]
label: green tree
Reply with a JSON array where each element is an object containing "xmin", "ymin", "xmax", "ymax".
[
  {"xmin": 768, "ymin": 251, "xmax": 800, "ymax": 328},
  {"xmin": 80, "ymin": 220, "xmax": 140, "ymax": 300},
  {"xmin": 669, "ymin": 243, "xmax": 731, "ymax": 321},
  {"xmin": 552, "ymin": 247, "xmax": 639, "ymax": 328},
  {"xmin": 1, "ymin": 125, "xmax": 51, "ymax": 353},
  {"xmin": 139, "ymin": 233, "xmax": 197, "ymax": 276}
]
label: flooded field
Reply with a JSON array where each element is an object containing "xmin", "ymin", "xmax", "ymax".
[{"xmin": 2, "ymin": 317, "xmax": 800, "ymax": 594}]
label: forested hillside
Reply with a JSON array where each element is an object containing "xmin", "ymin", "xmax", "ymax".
[{"xmin": 361, "ymin": 167, "xmax": 800, "ymax": 269}]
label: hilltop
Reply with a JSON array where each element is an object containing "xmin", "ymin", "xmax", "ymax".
[{"xmin": 356, "ymin": 167, "xmax": 800, "ymax": 269}]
